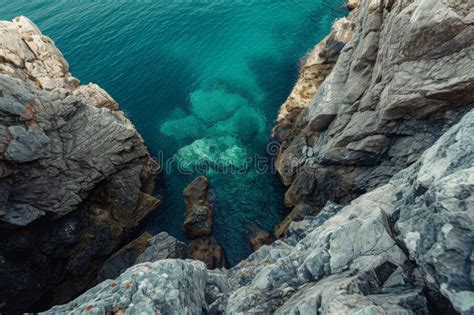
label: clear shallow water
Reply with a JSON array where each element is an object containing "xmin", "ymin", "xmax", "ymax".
[{"xmin": 1, "ymin": 0, "xmax": 346, "ymax": 265}]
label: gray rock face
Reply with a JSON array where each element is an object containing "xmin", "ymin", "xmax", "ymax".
[
  {"xmin": 136, "ymin": 232, "xmax": 187, "ymax": 264},
  {"xmin": 96, "ymin": 232, "xmax": 186, "ymax": 283},
  {"xmin": 183, "ymin": 176, "xmax": 213, "ymax": 238},
  {"xmin": 44, "ymin": 260, "xmax": 209, "ymax": 315},
  {"xmin": 0, "ymin": 16, "xmax": 160, "ymax": 312},
  {"xmin": 182, "ymin": 176, "xmax": 225, "ymax": 269},
  {"xmin": 44, "ymin": 109, "xmax": 473, "ymax": 314},
  {"xmin": 395, "ymin": 111, "xmax": 474, "ymax": 314},
  {"xmin": 275, "ymin": 0, "xmax": 474, "ymax": 210}
]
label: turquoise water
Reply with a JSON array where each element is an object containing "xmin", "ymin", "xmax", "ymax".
[{"xmin": 1, "ymin": 1, "xmax": 346, "ymax": 265}]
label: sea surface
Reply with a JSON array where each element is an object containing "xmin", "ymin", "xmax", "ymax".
[{"xmin": 1, "ymin": 0, "xmax": 346, "ymax": 265}]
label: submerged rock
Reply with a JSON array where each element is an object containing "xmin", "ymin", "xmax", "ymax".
[
  {"xmin": 161, "ymin": 86, "xmax": 265, "ymax": 174},
  {"xmin": 175, "ymin": 136, "xmax": 250, "ymax": 172},
  {"xmin": 0, "ymin": 16, "xmax": 160, "ymax": 312}
]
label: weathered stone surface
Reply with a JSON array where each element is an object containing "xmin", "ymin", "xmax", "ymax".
[
  {"xmin": 248, "ymin": 226, "xmax": 273, "ymax": 252},
  {"xmin": 285, "ymin": 201, "xmax": 343, "ymax": 245},
  {"xmin": 97, "ymin": 232, "xmax": 186, "ymax": 283},
  {"xmin": 0, "ymin": 17, "xmax": 160, "ymax": 313},
  {"xmin": 395, "ymin": 111, "xmax": 474, "ymax": 315},
  {"xmin": 96, "ymin": 232, "xmax": 152, "ymax": 283},
  {"xmin": 183, "ymin": 176, "xmax": 213, "ymax": 238},
  {"xmin": 43, "ymin": 260, "xmax": 209, "ymax": 315},
  {"xmin": 272, "ymin": 14, "xmax": 353, "ymax": 146},
  {"xmin": 46, "ymin": 107, "xmax": 473, "ymax": 315},
  {"xmin": 274, "ymin": 0, "xmax": 474, "ymax": 211},
  {"xmin": 272, "ymin": 15, "xmax": 354, "ymax": 148},
  {"xmin": 136, "ymin": 231, "xmax": 187, "ymax": 263},
  {"xmin": 274, "ymin": 203, "xmax": 318, "ymax": 239},
  {"xmin": 186, "ymin": 237, "xmax": 225, "ymax": 270}
]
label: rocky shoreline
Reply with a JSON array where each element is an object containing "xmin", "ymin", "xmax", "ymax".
[
  {"xmin": 1, "ymin": 0, "xmax": 474, "ymax": 313},
  {"xmin": 0, "ymin": 16, "xmax": 160, "ymax": 312}
]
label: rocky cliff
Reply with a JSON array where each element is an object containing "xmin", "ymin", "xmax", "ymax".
[
  {"xmin": 3, "ymin": 0, "xmax": 474, "ymax": 313},
  {"xmin": 41, "ymin": 0, "xmax": 473, "ymax": 314},
  {"xmin": 0, "ymin": 17, "xmax": 160, "ymax": 313},
  {"xmin": 45, "ymin": 108, "xmax": 474, "ymax": 315},
  {"xmin": 275, "ymin": 0, "xmax": 473, "ymax": 210}
]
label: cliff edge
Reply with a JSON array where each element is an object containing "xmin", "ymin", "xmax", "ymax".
[
  {"xmin": 46, "ymin": 107, "xmax": 474, "ymax": 315},
  {"xmin": 275, "ymin": 0, "xmax": 473, "ymax": 209},
  {"xmin": 0, "ymin": 17, "xmax": 160, "ymax": 312},
  {"xmin": 42, "ymin": 0, "xmax": 473, "ymax": 314}
]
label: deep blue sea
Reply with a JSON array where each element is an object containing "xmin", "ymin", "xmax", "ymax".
[{"xmin": 1, "ymin": 1, "xmax": 346, "ymax": 265}]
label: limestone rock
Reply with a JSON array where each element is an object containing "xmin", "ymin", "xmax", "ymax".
[
  {"xmin": 0, "ymin": 17, "xmax": 159, "ymax": 313},
  {"xmin": 43, "ymin": 260, "xmax": 209, "ymax": 315},
  {"xmin": 272, "ymin": 16, "xmax": 354, "ymax": 147},
  {"xmin": 96, "ymin": 233, "xmax": 152, "ymax": 283},
  {"xmin": 46, "ymin": 107, "xmax": 473, "ymax": 315},
  {"xmin": 96, "ymin": 232, "xmax": 186, "ymax": 283},
  {"xmin": 274, "ymin": 0, "xmax": 474, "ymax": 212},
  {"xmin": 224, "ymin": 110, "xmax": 473, "ymax": 313},
  {"xmin": 186, "ymin": 237, "xmax": 225, "ymax": 270},
  {"xmin": 248, "ymin": 225, "xmax": 273, "ymax": 251},
  {"xmin": 285, "ymin": 201, "xmax": 343, "ymax": 245},
  {"xmin": 274, "ymin": 203, "xmax": 319, "ymax": 239},
  {"xmin": 136, "ymin": 231, "xmax": 187, "ymax": 263},
  {"xmin": 183, "ymin": 176, "xmax": 213, "ymax": 238},
  {"xmin": 395, "ymin": 111, "xmax": 474, "ymax": 315}
]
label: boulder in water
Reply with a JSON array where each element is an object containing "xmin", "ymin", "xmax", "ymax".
[{"xmin": 183, "ymin": 176, "xmax": 213, "ymax": 238}]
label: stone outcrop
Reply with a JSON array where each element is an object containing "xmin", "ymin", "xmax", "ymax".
[
  {"xmin": 247, "ymin": 224, "xmax": 273, "ymax": 252},
  {"xmin": 182, "ymin": 176, "xmax": 225, "ymax": 269},
  {"xmin": 4, "ymin": 0, "xmax": 474, "ymax": 313},
  {"xmin": 96, "ymin": 232, "xmax": 152, "ymax": 283},
  {"xmin": 97, "ymin": 232, "xmax": 186, "ymax": 282},
  {"xmin": 273, "ymin": 203, "xmax": 319, "ymax": 239},
  {"xmin": 272, "ymin": 15, "xmax": 354, "ymax": 149},
  {"xmin": 44, "ymin": 109, "xmax": 474, "ymax": 314},
  {"xmin": 136, "ymin": 231, "xmax": 187, "ymax": 263},
  {"xmin": 45, "ymin": 259, "xmax": 209, "ymax": 315},
  {"xmin": 0, "ymin": 16, "xmax": 160, "ymax": 313},
  {"xmin": 274, "ymin": 0, "xmax": 474, "ymax": 210},
  {"xmin": 186, "ymin": 237, "xmax": 225, "ymax": 270},
  {"xmin": 183, "ymin": 176, "xmax": 213, "ymax": 238}
]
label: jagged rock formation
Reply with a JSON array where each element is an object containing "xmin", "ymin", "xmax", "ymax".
[
  {"xmin": 183, "ymin": 176, "xmax": 225, "ymax": 269},
  {"xmin": 274, "ymin": 0, "xmax": 474, "ymax": 209},
  {"xmin": 183, "ymin": 176, "xmax": 213, "ymax": 238},
  {"xmin": 0, "ymin": 16, "xmax": 160, "ymax": 312},
  {"xmin": 45, "ymin": 109, "xmax": 474, "ymax": 315},
  {"xmin": 273, "ymin": 203, "xmax": 318, "ymax": 239},
  {"xmin": 186, "ymin": 237, "xmax": 225, "ymax": 270},
  {"xmin": 272, "ymin": 15, "xmax": 354, "ymax": 149},
  {"xmin": 4, "ymin": 0, "xmax": 474, "ymax": 313},
  {"xmin": 248, "ymin": 225, "xmax": 273, "ymax": 251},
  {"xmin": 97, "ymin": 232, "xmax": 186, "ymax": 283}
]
